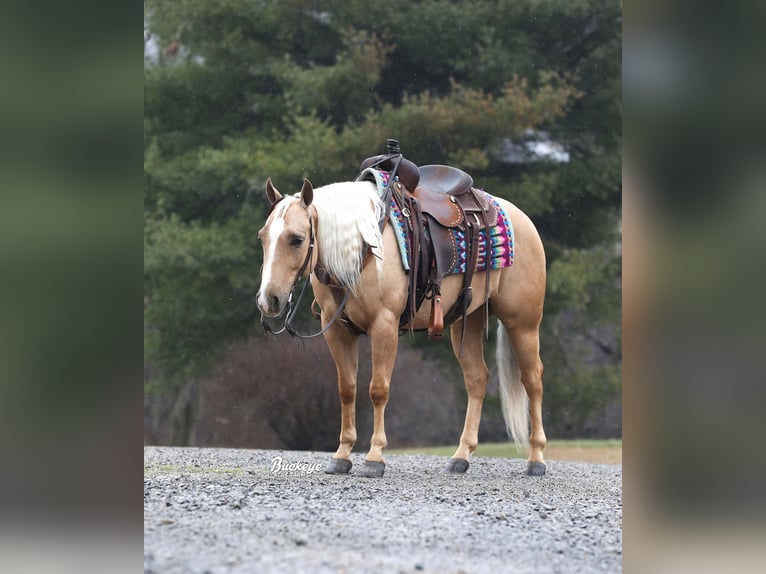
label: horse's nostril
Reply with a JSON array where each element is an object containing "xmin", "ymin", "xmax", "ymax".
[{"xmin": 270, "ymin": 295, "xmax": 279, "ymax": 309}]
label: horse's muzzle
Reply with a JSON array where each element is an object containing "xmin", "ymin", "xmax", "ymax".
[{"xmin": 256, "ymin": 290, "xmax": 285, "ymax": 317}]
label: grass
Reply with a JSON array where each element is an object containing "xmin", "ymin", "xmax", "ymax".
[{"xmin": 388, "ymin": 439, "xmax": 622, "ymax": 460}]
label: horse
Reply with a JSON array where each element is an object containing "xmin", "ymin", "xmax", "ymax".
[{"xmin": 256, "ymin": 176, "xmax": 547, "ymax": 478}]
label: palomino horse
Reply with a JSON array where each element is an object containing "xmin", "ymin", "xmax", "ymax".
[{"xmin": 257, "ymin": 177, "xmax": 547, "ymax": 478}]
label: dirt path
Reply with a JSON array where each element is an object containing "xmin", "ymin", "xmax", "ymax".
[{"xmin": 144, "ymin": 447, "xmax": 622, "ymax": 574}]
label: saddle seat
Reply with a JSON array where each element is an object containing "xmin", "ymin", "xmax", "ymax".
[
  {"xmin": 416, "ymin": 165, "xmax": 473, "ymax": 196},
  {"xmin": 410, "ymin": 165, "xmax": 496, "ymax": 232}
]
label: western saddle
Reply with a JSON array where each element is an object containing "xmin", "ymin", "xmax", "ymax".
[{"xmin": 357, "ymin": 140, "xmax": 498, "ymax": 342}]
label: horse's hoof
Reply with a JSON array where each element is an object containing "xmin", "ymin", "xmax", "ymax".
[
  {"xmin": 324, "ymin": 457, "xmax": 352, "ymax": 475},
  {"xmin": 526, "ymin": 461, "xmax": 547, "ymax": 476},
  {"xmin": 445, "ymin": 458, "xmax": 470, "ymax": 473},
  {"xmin": 357, "ymin": 460, "xmax": 385, "ymax": 478}
]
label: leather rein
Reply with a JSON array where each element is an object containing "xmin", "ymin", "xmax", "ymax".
[{"xmin": 259, "ymin": 201, "xmax": 351, "ymax": 339}]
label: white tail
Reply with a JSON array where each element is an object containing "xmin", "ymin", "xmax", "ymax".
[{"xmin": 496, "ymin": 323, "xmax": 529, "ymax": 448}]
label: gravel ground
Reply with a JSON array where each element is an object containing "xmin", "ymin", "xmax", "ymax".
[{"xmin": 144, "ymin": 447, "xmax": 622, "ymax": 574}]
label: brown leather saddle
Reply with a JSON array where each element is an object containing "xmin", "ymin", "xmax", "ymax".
[{"xmin": 358, "ymin": 141, "xmax": 498, "ymax": 342}]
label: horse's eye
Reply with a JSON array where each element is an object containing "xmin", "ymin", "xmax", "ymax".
[{"xmin": 289, "ymin": 235, "xmax": 304, "ymax": 247}]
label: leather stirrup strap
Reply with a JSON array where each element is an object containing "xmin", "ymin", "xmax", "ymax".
[
  {"xmin": 457, "ymin": 223, "xmax": 481, "ymax": 355},
  {"xmin": 467, "ymin": 188, "xmax": 493, "ymax": 338}
]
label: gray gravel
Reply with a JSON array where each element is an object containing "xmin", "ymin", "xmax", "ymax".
[{"xmin": 144, "ymin": 447, "xmax": 622, "ymax": 574}]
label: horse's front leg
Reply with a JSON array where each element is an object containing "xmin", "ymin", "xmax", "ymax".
[
  {"xmin": 322, "ymin": 320, "xmax": 360, "ymax": 475},
  {"xmin": 358, "ymin": 314, "xmax": 399, "ymax": 478}
]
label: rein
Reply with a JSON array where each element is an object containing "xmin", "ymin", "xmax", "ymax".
[{"xmin": 259, "ymin": 202, "xmax": 352, "ymax": 339}]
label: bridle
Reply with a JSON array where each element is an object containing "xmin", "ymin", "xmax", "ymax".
[{"xmin": 259, "ymin": 200, "xmax": 351, "ymax": 339}]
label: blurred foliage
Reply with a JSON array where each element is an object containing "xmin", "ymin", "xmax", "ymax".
[{"xmin": 144, "ymin": 0, "xmax": 621, "ymax": 439}]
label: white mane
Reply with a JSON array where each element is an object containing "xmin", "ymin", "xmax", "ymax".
[{"xmin": 309, "ymin": 181, "xmax": 385, "ymax": 292}]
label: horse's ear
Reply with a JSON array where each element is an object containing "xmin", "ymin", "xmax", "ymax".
[
  {"xmin": 265, "ymin": 178, "xmax": 282, "ymax": 206},
  {"xmin": 300, "ymin": 178, "xmax": 314, "ymax": 208}
]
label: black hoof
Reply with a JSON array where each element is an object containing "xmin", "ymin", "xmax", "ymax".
[
  {"xmin": 445, "ymin": 458, "xmax": 470, "ymax": 473},
  {"xmin": 357, "ymin": 460, "xmax": 385, "ymax": 478},
  {"xmin": 324, "ymin": 457, "xmax": 352, "ymax": 475},
  {"xmin": 526, "ymin": 461, "xmax": 547, "ymax": 476}
]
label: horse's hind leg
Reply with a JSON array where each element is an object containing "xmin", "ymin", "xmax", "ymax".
[
  {"xmin": 358, "ymin": 314, "xmax": 399, "ymax": 478},
  {"xmin": 503, "ymin": 321, "xmax": 547, "ymax": 476},
  {"xmin": 322, "ymin": 323, "xmax": 360, "ymax": 475},
  {"xmin": 445, "ymin": 310, "xmax": 489, "ymax": 473}
]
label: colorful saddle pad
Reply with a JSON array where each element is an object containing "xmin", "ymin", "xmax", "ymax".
[{"xmin": 359, "ymin": 168, "xmax": 514, "ymax": 275}]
